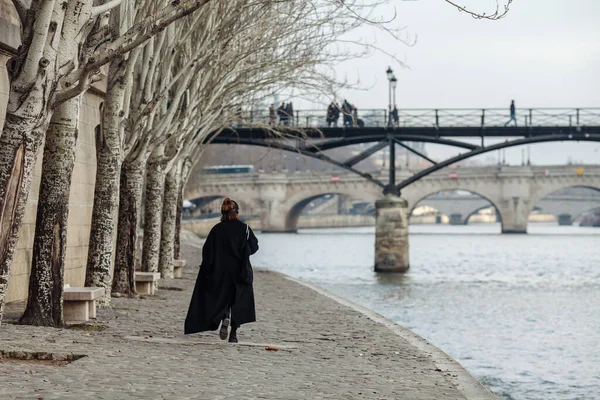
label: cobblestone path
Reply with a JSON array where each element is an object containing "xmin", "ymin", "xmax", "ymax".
[{"xmin": 0, "ymin": 233, "xmax": 495, "ymax": 399}]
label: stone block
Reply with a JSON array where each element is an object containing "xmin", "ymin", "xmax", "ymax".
[
  {"xmin": 135, "ymin": 272, "xmax": 161, "ymax": 295},
  {"xmin": 64, "ymin": 301, "xmax": 89, "ymax": 323},
  {"xmin": 89, "ymin": 300, "xmax": 97, "ymax": 319},
  {"xmin": 173, "ymin": 259, "xmax": 186, "ymax": 278},
  {"xmin": 63, "ymin": 287, "xmax": 104, "ymax": 323},
  {"xmin": 64, "ymin": 287, "xmax": 104, "ymax": 301}
]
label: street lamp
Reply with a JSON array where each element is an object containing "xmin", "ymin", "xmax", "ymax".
[
  {"xmin": 391, "ymin": 76, "xmax": 397, "ymax": 108},
  {"xmin": 386, "ymin": 66, "xmax": 394, "ymax": 126},
  {"xmin": 386, "ymin": 66, "xmax": 393, "ymax": 80}
]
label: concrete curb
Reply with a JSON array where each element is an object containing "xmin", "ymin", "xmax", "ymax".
[{"xmin": 260, "ymin": 270, "xmax": 498, "ymax": 400}]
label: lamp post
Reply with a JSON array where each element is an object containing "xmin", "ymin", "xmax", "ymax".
[
  {"xmin": 386, "ymin": 66, "xmax": 394, "ymax": 126},
  {"xmin": 391, "ymin": 76, "xmax": 397, "ymax": 127}
]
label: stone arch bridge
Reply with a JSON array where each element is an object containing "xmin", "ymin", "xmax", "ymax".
[{"xmin": 185, "ymin": 165, "xmax": 600, "ymax": 234}]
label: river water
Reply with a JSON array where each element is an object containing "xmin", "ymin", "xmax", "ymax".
[{"xmin": 251, "ymin": 223, "xmax": 600, "ymax": 400}]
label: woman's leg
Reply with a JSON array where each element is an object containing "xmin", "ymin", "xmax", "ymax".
[
  {"xmin": 229, "ymin": 318, "xmax": 239, "ymax": 343},
  {"xmin": 219, "ymin": 309, "xmax": 230, "ymax": 340}
]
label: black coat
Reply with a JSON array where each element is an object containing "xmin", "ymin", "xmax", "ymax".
[{"xmin": 184, "ymin": 220, "xmax": 259, "ymax": 334}]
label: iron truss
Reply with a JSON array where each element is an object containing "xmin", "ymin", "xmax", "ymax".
[{"xmin": 206, "ymin": 110, "xmax": 600, "ymax": 195}]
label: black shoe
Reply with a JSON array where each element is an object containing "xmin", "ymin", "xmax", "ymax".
[
  {"xmin": 229, "ymin": 331, "xmax": 238, "ymax": 343},
  {"xmin": 219, "ymin": 317, "xmax": 230, "ymax": 340}
]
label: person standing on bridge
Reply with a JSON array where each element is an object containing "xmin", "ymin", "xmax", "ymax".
[
  {"xmin": 505, "ymin": 100, "xmax": 517, "ymax": 127},
  {"xmin": 326, "ymin": 102, "xmax": 336, "ymax": 127},
  {"xmin": 334, "ymin": 103, "xmax": 341, "ymax": 126},
  {"xmin": 277, "ymin": 103, "xmax": 287, "ymax": 125},
  {"xmin": 185, "ymin": 198, "xmax": 259, "ymax": 343},
  {"xmin": 352, "ymin": 105, "xmax": 358, "ymax": 127},
  {"xmin": 392, "ymin": 105, "xmax": 399, "ymax": 127},
  {"xmin": 342, "ymin": 100, "xmax": 352, "ymax": 126},
  {"xmin": 286, "ymin": 102, "xmax": 295, "ymax": 126},
  {"xmin": 269, "ymin": 104, "xmax": 275, "ymax": 125}
]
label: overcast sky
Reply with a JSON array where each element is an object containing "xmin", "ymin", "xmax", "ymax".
[{"xmin": 301, "ymin": 0, "xmax": 600, "ymax": 165}]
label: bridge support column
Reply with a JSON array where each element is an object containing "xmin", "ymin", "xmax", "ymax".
[
  {"xmin": 558, "ymin": 214, "xmax": 573, "ymax": 226},
  {"xmin": 259, "ymin": 199, "xmax": 296, "ymax": 233},
  {"xmin": 375, "ymin": 195, "xmax": 409, "ymax": 273},
  {"xmin": 499, "ymin": 197, "xmax": 529, "ymax": 234},
  {"xmin": 449, "ymin": 213, "xmax": 465, "ymax": 225}
]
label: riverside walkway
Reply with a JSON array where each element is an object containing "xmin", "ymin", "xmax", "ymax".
[{"xmin": 0, "ymin": 232, "xmax": 496, "ymax": 399}]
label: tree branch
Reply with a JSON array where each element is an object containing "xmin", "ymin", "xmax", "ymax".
[
  {"xmin": 444, "ymin": 0, "xmax": 513, "ymax": 20},
  {"xmin": 85, "ymin": 0, "xmax": 213, "ymax": 72},
  {"xmin": 55, "ymin": 71, "xmax": 99, "ymax": 104},
  {"xmin": 11, "ymin": 0, "xmax": 29, "ymax": 25},
  {"xmin": 91, "ymin": 0, "xmax": 124, "ymax": 18}
]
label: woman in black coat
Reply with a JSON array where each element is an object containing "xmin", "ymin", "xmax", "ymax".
[{"xmin": 184, "ymin": 198, "xmax": 259, "ymax": 342}]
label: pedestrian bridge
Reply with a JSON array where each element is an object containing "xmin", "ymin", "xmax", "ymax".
[
  {"xmin": 209, "ymin": 108, "xmax": 600, "ymax": 195},
  {"xmin": 185, "ymin": 164, "xmax": 600, "ymax": 234}
]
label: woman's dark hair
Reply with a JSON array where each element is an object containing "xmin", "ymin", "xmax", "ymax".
[{"xmin": 221, "ymin": 198, "xmax": 239, "ymax": 221}]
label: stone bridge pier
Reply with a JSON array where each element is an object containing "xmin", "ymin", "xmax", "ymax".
[
  {"xmin": 375, "ymin": 196, "xmax": 410, "ymax": 272},
  {"xmin": 254, "ymin": 180, "xmax": 294, "ymax": 233},
  {"xmin": 495, "ymin": 197, "xmax": 531, "ymax": 233}
]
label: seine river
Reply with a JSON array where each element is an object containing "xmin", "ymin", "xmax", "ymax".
[{"xmin": 252, "ymin": 223, "xmax": 600, "ymax": 400}]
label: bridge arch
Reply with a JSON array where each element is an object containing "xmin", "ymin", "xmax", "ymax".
[
  {"xmin": 578, "ymin": 206, "xmax": 600, "ymax": 226},
  {"xmin": 281, "ymin": 188, "xmax": 380, "ymax": 231},
  {"xmin": 529, "ymin": 183, "xmax": 600, "ymax": 225},
  {"xmin": 573, "ymin": 205, "xmax": 600, "ymax": 222},
  {"xmin": 465, "ymin": 204, "xmax": 500, "ymax": 224},
  {"xmin": 408, "ymin": 189, "xmax": 502, "ymax": 227}
]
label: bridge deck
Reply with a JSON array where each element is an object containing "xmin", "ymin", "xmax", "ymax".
[
  {"xmin": 210, "ymin": 126, "xmax": 600, "ymax": 149},
  {"xmin": 206, "ymin": 108, "xmax": 600, "ymax": 194}
]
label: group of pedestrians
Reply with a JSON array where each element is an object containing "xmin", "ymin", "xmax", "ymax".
[
  {"xmin": 326, "ymin": 100, "xmax": 362, "ymax": 128},
  {"xmin": 263, "ymin": 100, "xmax": 519, "ymax": 129},
  {"xmin": 269, "ymin": 102, "xmax": 294, "ymax": 126}
]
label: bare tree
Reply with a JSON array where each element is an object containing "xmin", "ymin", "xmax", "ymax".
[
  {"xmin": 85, "ymin": 2, "xmax": 139, "ymax": 307},
  {"xmin": 0, "ymin": 0, "xmax": 215, "ymax": 325},
  {"xmin": 112, "ymin": 8, "xmax": 222, "ymax": 296}
]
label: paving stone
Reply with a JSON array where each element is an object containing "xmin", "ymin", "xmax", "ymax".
[{"xmin": 0, "ymin": 236, "xmax": 484, "ymax": 399}]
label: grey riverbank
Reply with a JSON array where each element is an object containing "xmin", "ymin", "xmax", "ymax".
[{"xmin": 0, "ymin": 231, "xmax": 497, "ymax": 399}]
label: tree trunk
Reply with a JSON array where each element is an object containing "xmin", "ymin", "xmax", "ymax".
[
  {"xmin": 0, "ymin": 116, "xmax": 48, "ymax": 324},
  {"xmin": 19, "ymin": 98, "xmax": 81, "ymax": 327},
  {"xmin": 85, "ymin": 64, "xmax": 125, "ymax": 307},
  {"xmin": 174, "ymin": 158, "xmax": 192, "ymax": 260},
  {"xmin": 158, "ymin": 164, "xmax": 179, "ymax": 279},
  {"xmin": 112, "ymin": 160, "xmax": 146, "ymax": 297},
  {"xmin": 0, "ymin": 0, "xmax": 79, "ymax": 323},
  {"xmin": 141, "ymin": 159, "xmax": 168, "ymax": 275},
  {"xmin": 174, "ymin": 184, "xmax": 183, "ymax": 260}
]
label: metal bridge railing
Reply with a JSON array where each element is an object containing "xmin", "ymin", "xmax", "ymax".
[{"xmin": 236, "ymin": 108, "xmax": 600, "ymax": 129}]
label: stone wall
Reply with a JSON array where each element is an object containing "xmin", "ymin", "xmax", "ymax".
[
  {"xmin": 0, "ymin": 5, "xmax": 103, "ymax": 302},
  {"xmin": 298, "ymin": 214, "xmax": 374, "ymax": 230},
  {"xmin": 1, "ymin": 76, "xmax": 102, "ymax": 302}
]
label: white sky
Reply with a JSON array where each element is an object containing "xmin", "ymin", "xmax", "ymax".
[{"xmin": 298, "ymin": 0, "xmax": 600, "ymax": 165}]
